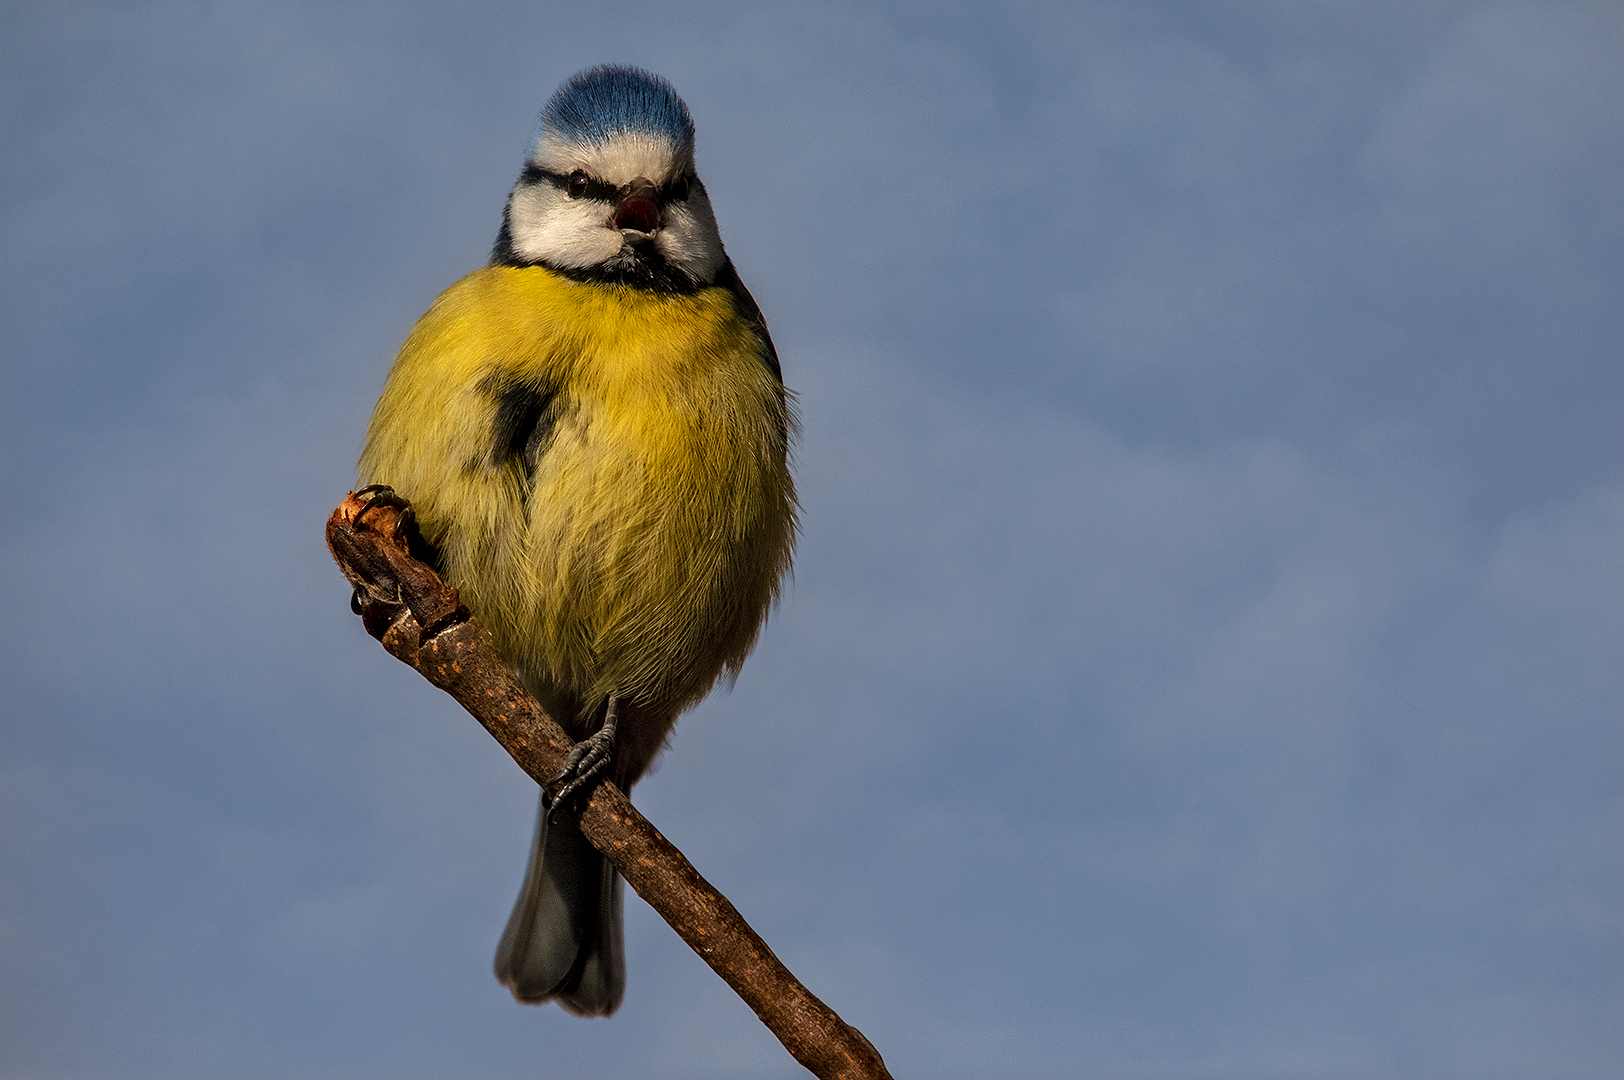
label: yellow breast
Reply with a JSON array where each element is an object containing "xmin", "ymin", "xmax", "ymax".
[{"xmin": 360, "ymin": 265, "xmax": 797, "ymax": 731}]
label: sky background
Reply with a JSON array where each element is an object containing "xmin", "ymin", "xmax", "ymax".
[{"xmin": 2, "ymin": 2, "xmax": 1621, "ymax": 1078}]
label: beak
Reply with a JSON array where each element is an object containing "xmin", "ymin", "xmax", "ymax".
[{"xmin": 612, "ymin": 178, "xmax": 661, "ymax": 236}]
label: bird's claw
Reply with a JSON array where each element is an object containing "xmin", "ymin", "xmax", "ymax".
[
  {"xmin": 550, "ymin": 732, "xmax": 612, "ymax": 814},
  {"xmin": 354, "ymin": 483, "xmax": 408, "ymax": 514},
  {"xmin": 352, "ymin": 484, "xmax": 417, "ymax": 545},
  {"xmin": 547, "ymin": 697, "xmax": 619, "ymax": 821}
]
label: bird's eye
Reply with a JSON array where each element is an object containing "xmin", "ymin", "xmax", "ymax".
[
  {"xmin": 567, "ymin": 170, "xmax": 590, "ymax": 199},
  {"xmin": 667, "ymin": 174, "xmax": 691, "ymax": 202}
]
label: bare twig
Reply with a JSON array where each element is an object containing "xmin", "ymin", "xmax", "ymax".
[{"xmin": 326, "ymin": 490, "xmax": 892, "ymax": 1080}]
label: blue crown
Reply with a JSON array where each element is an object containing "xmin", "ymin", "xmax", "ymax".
[{"xmin": 540, "ymin": 66, "xmax": 695, "ymax": 149}]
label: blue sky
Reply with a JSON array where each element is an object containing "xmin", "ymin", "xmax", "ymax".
[{"xmin": 2, "ymin": 3, "xmax": 1620, "ymax": 1078}]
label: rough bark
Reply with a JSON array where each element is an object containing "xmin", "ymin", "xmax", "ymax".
[{"xmin": 326, "ymin": 489, "xmax": 892, "ymax": 1080}]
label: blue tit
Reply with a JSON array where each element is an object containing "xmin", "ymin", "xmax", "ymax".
[{"xmin": 358, "ymin": 65, "xmax": 797, "ymax": 1017}]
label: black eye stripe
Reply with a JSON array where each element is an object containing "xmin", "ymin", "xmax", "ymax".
[
  {"xmin": 521, "ymin": 164, "xmax": 695, "ymax": 204},
  {"xmin": 526, "ymin": 166, "xmax": 619, "ymax": 202}
]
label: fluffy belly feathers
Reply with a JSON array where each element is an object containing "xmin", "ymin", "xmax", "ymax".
[{"xmin": 360, "ymin": 266, "xmax": 796, "ymax": 749}]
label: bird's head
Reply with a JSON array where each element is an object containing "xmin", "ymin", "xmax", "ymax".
[{"xmin": 493, "ymin": 66, "xmax": 726, "ymax": 291}]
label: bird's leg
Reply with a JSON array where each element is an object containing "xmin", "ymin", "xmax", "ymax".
[{"xmin": 549, "ymin": 694, "xmax": 619, "ymax": 820}]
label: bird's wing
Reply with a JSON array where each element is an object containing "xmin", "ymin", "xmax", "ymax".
[{"xmin": 713, "ymin": 258, "xmax": 782, "ymax": 384}]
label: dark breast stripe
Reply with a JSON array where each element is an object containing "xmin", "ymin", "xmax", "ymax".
[{"xmin": 482, "ymin": 373, "xmax": 562, "ymax": 482}]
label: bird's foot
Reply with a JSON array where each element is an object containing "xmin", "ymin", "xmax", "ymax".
[
  {"xmin": 344, "ymin": 485, "xmax": 424, "ymax": 617},
  {"xmin": 549, "ymin": 696, "xmax": 620, "ymax": 821},
  {"xmin": 351, "ymin": 484, "xmax": 419, "ymax": 546}
]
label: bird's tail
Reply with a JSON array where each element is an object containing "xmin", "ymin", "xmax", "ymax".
[{"xmin": 494, "ymin": 792, "xmax": 625, "ymax": 1016}]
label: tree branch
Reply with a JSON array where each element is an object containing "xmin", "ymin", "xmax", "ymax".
[{"xmin": 325, "ymin": 490, "xmax": 892, "ymax": 1080}]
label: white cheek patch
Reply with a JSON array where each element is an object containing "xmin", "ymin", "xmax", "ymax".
[
  {"xmin": 507, "ymin": 183, "xmax": 622, "ymax": 269},
  {"xmin": 653, "ymin": 190, "xmax": 725, "ymax": 282}
]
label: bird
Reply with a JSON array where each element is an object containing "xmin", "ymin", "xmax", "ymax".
[{"xmin": 356, "ymin": 65, "xmax": 797, "ymax": 1017}]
